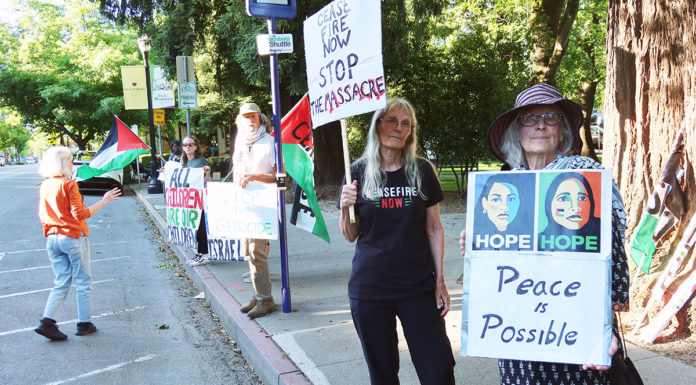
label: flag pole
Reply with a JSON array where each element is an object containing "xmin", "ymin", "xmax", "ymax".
[{"xmin": 340, "ymin": 119, "xmax": 355, "ymax": 223}]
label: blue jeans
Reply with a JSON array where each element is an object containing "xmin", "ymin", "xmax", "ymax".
[{"xmin": 42, "ymin": 234, "xmax": 92, "ymax": 322}]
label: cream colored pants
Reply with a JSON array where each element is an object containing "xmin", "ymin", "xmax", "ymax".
[{"xmin": 244, "ymin": 238, "xmax": 272, "ymax": 300}]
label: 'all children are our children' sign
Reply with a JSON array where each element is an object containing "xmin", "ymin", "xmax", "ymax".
[
  {"xmin": 164, "ymin": 164, "xmax": 205, "ymax": 249},
  {"xmin": 461, "ymin": 169, "xmax": 614, "ymax": 366}
]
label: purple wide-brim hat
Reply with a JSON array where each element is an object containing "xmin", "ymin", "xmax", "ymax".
[{"xmin": 487, "ymin": 83, "xmax": 584, "ymax": 163}]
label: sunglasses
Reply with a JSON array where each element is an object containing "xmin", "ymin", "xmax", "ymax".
[
  {"xmin": 519, "ymin": 112, "xmax": 563, "ymax": 126},
  {"xmin": 182, "ymin": 143, "xmax": 196, "ymax": 147}
]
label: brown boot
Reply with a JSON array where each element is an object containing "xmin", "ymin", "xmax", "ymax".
[
  {"xmin": 240, "ymin": 297, "xmax": 258, "ymax": 313},
  {"xmin": 247, "ymin": 298, "xmax": 276, "ymax": 319}
]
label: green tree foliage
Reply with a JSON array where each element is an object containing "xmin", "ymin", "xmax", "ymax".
[
  {"xmin": 0, "ymin": 110, "xmax": 32, "ymax": 158},
  {"xmin": 94, "ymin": 0, "xmax": 604, "ymax": 190},
  {"xmin": 556, "ymin": 0, "xmax": 606, "ymax": 161},
  {"xmin": 0, "ymin": 0, "xmax": 145, "ymax": 150}
]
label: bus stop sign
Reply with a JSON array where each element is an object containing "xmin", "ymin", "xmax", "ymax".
[{"xmin": 246, "ymin": 0, "xmax": 296, "ymax": 19}]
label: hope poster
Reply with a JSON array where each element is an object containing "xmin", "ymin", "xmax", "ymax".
[
  {"xmin": 206, "ymin": 182, "xmax": 278, "ymax": 240},
  {"xmin": 164, "ymin": 166, "xmax": 205, "ymax": 249},
  {"xmin": 461, "ymin": 169, "xmax": 614, "ymax": 366},
  {"xmin": 303, "ymin": 0, "xmax": 386, "ymax": 127}
]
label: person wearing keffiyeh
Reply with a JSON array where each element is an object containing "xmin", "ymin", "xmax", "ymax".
[{"xmin": 233, "ymin": 102, "xmax": 278, "ymax": 319}]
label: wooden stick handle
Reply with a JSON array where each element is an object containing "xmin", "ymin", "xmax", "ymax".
[{"xmin": 340, "ymin": 119, "xmax": 355, "ymax": 223}]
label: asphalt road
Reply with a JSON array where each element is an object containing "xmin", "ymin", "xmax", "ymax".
[{"xmin": 0, "ymin": 164, "xmax": 261, "ymax": 385}]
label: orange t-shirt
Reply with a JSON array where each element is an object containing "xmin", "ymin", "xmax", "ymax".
[{"xmin": 39, "ymin": 178, "xmax": 91, "ymax": 238}]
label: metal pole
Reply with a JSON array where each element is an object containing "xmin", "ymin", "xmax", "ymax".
[
  {"xmin": 183, "ymin": 58, "xmax": 191, "ymax": 137},
  {"xmin": 144, "ymin": 52, "xmax": 163, "ymax": 194},
  {"xmin": 268, "ymin": 17, "xmax": 291, "ymax": 313},
  {"xmin": 157, "ymin": 124, "xmax": 163, "ymax": 166}
]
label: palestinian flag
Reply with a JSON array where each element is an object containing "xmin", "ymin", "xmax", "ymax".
[
  {"xmin": 76, "ymin": 116, "xmax": 150, "ymax": 179},
  {"xmin": 277, "ymin": 95, "xmax": 330, "ymax": 242}
]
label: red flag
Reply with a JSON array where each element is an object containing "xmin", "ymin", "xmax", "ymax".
[{"xmin": 276, "ymin": 95, "xmax": 313, "ymax": 149}]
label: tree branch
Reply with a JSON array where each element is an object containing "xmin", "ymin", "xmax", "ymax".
[{"xmin": 545, "ymin": 0, "xmax": 580, "ymax": 83}]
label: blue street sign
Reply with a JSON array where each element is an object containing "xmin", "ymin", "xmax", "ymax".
[{"xmin": 246, "ymin": 0, "xmax": 297, "ymax": 19}]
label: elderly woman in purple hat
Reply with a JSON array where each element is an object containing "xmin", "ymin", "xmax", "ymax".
[{"xmin": 461, "ymin": 83, "xmax": 629, "ymax": 384}]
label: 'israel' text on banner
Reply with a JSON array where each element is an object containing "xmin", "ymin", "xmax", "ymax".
[
  {"xmin": 461, "ymin": 169, "xmax": 614, "ymax": 366},
  {"xmin": 206, "ymin": 236, "xmax": 245, "ymax": 261},
  {"xmin": 164, "ymin": 166, "xmax": 205, "ymax": 249},
  {"xmin": 303, "ymin": 0, "xmax": 386, "ymax": 127}
]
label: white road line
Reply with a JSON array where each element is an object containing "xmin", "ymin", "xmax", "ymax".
[
  {"xmin": 44, "ymin": 354, "xmax": 157, "ymax": 385},
  {"xmin": 273, "ymin": 332, "xmax": 331, "ymax": 385},
  {"xmin": 0, "ymin": 306, "xmax": 147, "ymax": 337},
  {"xmin": 0, "ymin": 279, "xmax": 115, "ymax": 299},
  {"xmin": 0, "ymin": 256, "xmax": 132, "ymax": 274},
  {"xmin": 0, "ymin": 241, "xmax": 129, "ymax": 255}
]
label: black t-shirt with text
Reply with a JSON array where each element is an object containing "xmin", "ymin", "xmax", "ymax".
[{"xmin": 341, "ymin": 159, "xmax": 443, "ymax": 300}]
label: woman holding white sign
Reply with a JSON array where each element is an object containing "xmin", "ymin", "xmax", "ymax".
[
  {"xmin": 461, "ymin": 83, "xmax": 629, "ymax": 384},
  {"xmin": 181, "ymin": 136, "xmax": 212, "ymax": 266},
  {"xmin": 339, "ymin": 98, "xmax": 455, "ymax": 384}
]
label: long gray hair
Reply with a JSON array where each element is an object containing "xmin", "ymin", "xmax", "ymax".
[
  {"xmin": 357, "ymin": 98, "xmax": 429, "ymax": 200},
  {"xmin": 500, "ymin": 111, "xmax": 574, "ymax": 169}
]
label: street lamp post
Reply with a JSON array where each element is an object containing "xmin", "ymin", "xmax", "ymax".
[{"xmin": 138, "ymin": 35, "xmax": 163, "ymax": 194}]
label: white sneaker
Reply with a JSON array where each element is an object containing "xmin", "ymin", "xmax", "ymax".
[
  {"xmin": 241, "ymin": 271, "xmax": 251, "ymax": 278},
  {"xmin": 187, "ymin": 254, "xmax": 203, "ymax": 265},
  {"xmin": 189, "ymin": 258, "xmax": 210, "ymax": 267}
]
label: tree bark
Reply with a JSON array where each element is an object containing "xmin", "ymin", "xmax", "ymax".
[
  {"xmin": 578, "ymin": 80, "xmax": 599, "ymax": 161},
  {"xmin": 529, "ymin": 0, "xmax": 580, "ymax": 85},
  {"xmin": 605, "ymin": 0, "xmax": 696, "ymax": 339}
]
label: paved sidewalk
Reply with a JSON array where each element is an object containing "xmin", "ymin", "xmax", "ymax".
[{"xmin": 132, "ymin": 182, "xmax": 696, "ymax": 385}]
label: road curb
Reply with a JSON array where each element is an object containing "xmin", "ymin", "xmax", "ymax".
[{"xmin": 133, "ymin": 186, "xmax": 310, "ymax": 385}]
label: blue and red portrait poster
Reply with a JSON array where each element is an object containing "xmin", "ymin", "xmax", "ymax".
[{"xmin": 461, "ymin": 169, "xmax": 613, "ymax": 366}]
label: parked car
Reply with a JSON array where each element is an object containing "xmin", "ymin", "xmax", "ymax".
[
  {"xmin": 0, "ymin": 154, "xmax": 5, "ymax": 166},
  {"xmin": 71, "ymin": 150, "xmax": 123, "ymax": 195},
  {"xmin": 590, "ymin": 111, "xmax": 604, "ymax": 150}
]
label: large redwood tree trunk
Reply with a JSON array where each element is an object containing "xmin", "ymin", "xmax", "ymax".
[{"xmin": 605, "ymin": 1, "xmax": 696, "ymax": 340}]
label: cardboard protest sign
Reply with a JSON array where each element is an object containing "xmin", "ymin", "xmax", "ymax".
[
  {"xmin": 164, "ymin": 166, "xmax": 205, "ymax": 249},
  {"xmin": 206, "ymin": 182, "xmax": 279, "ymax": 240},
  {"xmin": 303, "ymin": 0, "xmax": 386, "ymax": 127},
  {"xmin": 202, "ymin": 181, "xmax": 246, "ymax": 262},
  {"xmin": 461, "ymin": 169, "xmax": 614, "ymax": 366}
]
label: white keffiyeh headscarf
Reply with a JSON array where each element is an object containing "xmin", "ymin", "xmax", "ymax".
[{"xmin": 233, "ymin": 124, "xmax": 268, "ymax": 171}]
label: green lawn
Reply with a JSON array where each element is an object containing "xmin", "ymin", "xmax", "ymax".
[{"xmin": 437, "ymin": 161, "xmax": 503, "ymax": 191}]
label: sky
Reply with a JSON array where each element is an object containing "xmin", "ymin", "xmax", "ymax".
[
  {"xmin": 0, "ymin": 0, "xmax": 65, "ymax": 26},
  {"xmin": 0, "ymin": 0, "xmax": 20, "ymax": 25}
]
